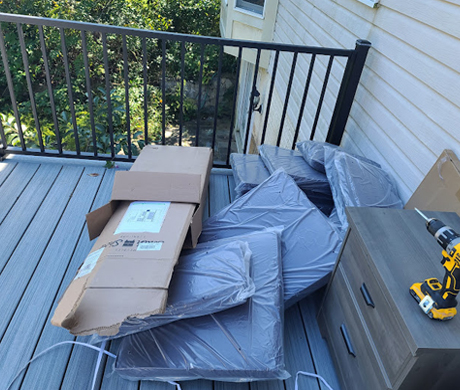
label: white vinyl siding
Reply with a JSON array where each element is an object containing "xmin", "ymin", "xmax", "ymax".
[{"xmin": 253, "ymin": 0, "xmax": 460, "ymax": 203}]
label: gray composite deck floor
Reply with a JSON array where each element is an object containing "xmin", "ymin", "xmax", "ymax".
[{"xmin": 0, "ymin": 155, "xmax": 341, "ymax": 390}]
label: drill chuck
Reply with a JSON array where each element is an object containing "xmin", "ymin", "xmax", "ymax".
[{"xmin": 426, "ymin": 218, "xmax": 460, "ymax": 252}]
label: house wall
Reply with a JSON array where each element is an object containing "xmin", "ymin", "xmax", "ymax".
[{"xmin": 250, "ymin": 0, "xmax": 460, "ymax": 202}]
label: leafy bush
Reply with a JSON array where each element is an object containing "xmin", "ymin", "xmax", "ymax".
[{"xmin": 0, "ymin": 0, "xmax": 235, "ymax": 156}]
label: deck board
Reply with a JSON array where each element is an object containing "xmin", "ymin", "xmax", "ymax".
[
  {"xmin": 299, "ymin": 293, "xmax": 342, "ymax": 390},
  {"xmin": 0, "ymin": 160, "xmax": 17, "ymax": 186},
  {"xmin": 0, "ymin": 162, "xmax": 40, "ymax": 223},
  {"xmin": 0, "ymin": 165, "xmax": 84, "ymax": 339},
  {"xmin": 209, "ymin": 173, "xmax": 231, "ymax": 216},
  {"xmin": 0, "ymin": 163, "xmax": 61, "ymax": 274},
  {"xmin": 284, "ymin": 305, "xmax": 321, "ymax": 390},
  {"xmin": 0, "ymin": 157, "xmax": 340, "ymax": 390},
  {"xmin": 0, "ymin": 166, "xmax": 105, "ymax": 390}
]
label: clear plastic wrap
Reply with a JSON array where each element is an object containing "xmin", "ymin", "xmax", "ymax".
[
  {"xmin": 115, "ymin": 229, "xmax": 289, "ymax": 382},
  {"xmin": 328, "ymin": 208, "xmax": 342, "ymax": 234},
  {"xmin": 90, "ymin": 241, "xmax": 255, "ymax": 344},
  {"xmin": 296, "ymin": 140, "xmax": 381, "ymax": 173},
  {"xmin": 230, "ymin": 153, "xmax": 270, "ymax": 198},
  {"xmin": 324, "ymin": 148, "xmax": 404, "ymax": 233},
  {"xmin": 200, "ymin": 169, "xmax": 342, "ymax": 307},
  {"xmin": 258, "ymin": 144, "xmax": 334, "ymax": 215}
]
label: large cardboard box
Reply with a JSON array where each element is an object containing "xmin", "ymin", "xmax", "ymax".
[
  {"xmin": 405, "ymin": 149, "xmax": 460, "ymax": 216},
  {"xmin": 52, "ymin": 145, "xmax": 213, "ymax": 336}
]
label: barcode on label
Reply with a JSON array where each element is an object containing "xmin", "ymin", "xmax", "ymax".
[{"xmin": 137, "ymin": 241, "xmax": 163, "ymax": 251}]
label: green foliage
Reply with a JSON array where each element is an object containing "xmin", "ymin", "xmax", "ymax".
[{"xmin": 0, "ymin": 0, "xmax": 235, "ymax": 156}]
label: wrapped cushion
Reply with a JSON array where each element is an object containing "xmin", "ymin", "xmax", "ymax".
[
  {"xmin": 325, "ymin": 148, "xmax": 403, "ymax": 233},
  {"xmin": 258, "ymin": 144, "xmax": 333, "ymax": 215},
  {"xmin": 200, "ymin": 169, "xmax": 342, "ymax": 307},
  {"xmin": 230, "ymin": 153, "xmax": 270, "ymax": 199},
  {"xmin": 115, "ymin": 230, "xmax": 289, "ymax": 382}
]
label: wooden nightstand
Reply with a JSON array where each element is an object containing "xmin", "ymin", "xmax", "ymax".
[{"xmin": 318, "ymin": 208, "xmax": 460, "ymax": 390}]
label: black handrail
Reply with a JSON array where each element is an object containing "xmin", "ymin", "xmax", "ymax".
[{"xmin": 0, "ymin": 12, "xmax": 371, "ymax": 167}]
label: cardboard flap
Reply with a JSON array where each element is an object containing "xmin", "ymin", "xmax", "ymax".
[
  {"xmin": 86, "ymin": 201, "xmax": 118, "ymax": 241},
  {"xmin": 67, "ymin": 288, "xmax": 169, "ymax": 336},
  {"xmin": 111, "ymin": 171, "xmax": 202, "ymax": 203},
  {"xmin": 405, "ymin": 149, "xmax": 460, "ymax": 216},
  {"xmin": 89, "ymin": 258, "xmax": 174, "ymax": 289}
]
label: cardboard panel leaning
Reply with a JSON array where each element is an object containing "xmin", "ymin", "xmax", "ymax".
[{"xmin": 51, "ymin": 146, "xmax": 213, "ymax": 336}]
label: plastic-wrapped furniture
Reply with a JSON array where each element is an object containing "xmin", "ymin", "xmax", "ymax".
[
  {"xmin": 115, "ymin": 229, "xmax": 289, "ymax": 382},
  {"xmin": 297, "ymin": 140, "xmax": 381, "ymax": 173},
  {"xmin": 324, "ymin": 148, "xmax": 403, "ymax": 233},
  {"xmin": 230, "ymin": 153, "xmax": 270, "ymax": 199},
  {"xmin": 90, "ymin": 241, "xmax": 255, "ymax": 344},
  {"xmin": 258, "ymin": 144, "xmax": 334, "ymax": 215},
  {"xmin": 200, "ymin": 169, "xmax": 342, "ymax": 307}
]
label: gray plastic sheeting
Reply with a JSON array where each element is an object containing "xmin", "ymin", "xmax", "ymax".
[
  {"xmin": 90, "ymin": 241, "xmax": 255, "ymax": 344},
  {"xmin": 297, "ymin": 140, "xmax": 381, "ymax": 174},
  {"xmin": 115, "ymin": 229, "xmax": 289, "ymax": 382},
  {"xmin": 325, "ymin": 148, "xmax": 403, "ymax": 233},
  {"xmin": 200, "ymin": 169, "xmax": 342, "ymax": 307},
  {"xmin": 230, "ymin": 153, "xmax": 270, "ymax": 199},
  {"xmin": 258, "ymin": 144, "xmax": 334, "ymax": 215}
]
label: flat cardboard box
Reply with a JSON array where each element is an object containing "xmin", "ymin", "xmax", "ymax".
[
  {"xmin": 52, "ymin": 145, "xmax": 213, "ymax": 336},
  {"xmin": 405, "ymin": 149, "xmax": 460, "ymax": 216}
]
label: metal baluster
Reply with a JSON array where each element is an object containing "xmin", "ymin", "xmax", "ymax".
[
  {"xmin": 211, "ymin": 45, "xmax": 223, "ymax": 152},
  {"xmin": 39, "ymin": 26, "xmax": 61, "ymax": 154},
  {"xmin": 60, "ymin": 27, "xmax": 80, "ymax": 155},
  {"xmin": 122, "ymin": 35, "xmax": 132, "ymax": 159},
  {"xmin": 277, "ymin": 51, "xmax": 298, "ymax": 147},
  {"xmin": 102, "ymin": 33, "xmax": 114, "ymax": 158},
  {"xmin": 18, "ymin": 24, "xmax": 44, "ymax": 152},
  {"xmin": 292, "ymin": 54, "xmax": 316, "ymax": 149},
  {"xmin": 81, "ymin": 30, "xmax": 97, "ymax": 156},
  {"xmin": 0, "ymin": 24, "xmax": 25, "ymax": 151},
  {"xmin": 161, "ymin": 39, "xmax": 166, "ymax": 145},
  {"xmin": 310, "ymin": 55, "xmax": 334, "ymax": 141},
  {"xmin": 142, "ymin": 37, "xmax": 148, "ymax": 146},
  {"xmin": 244, "ymin": 48, "xmax": 261, "ymax": 154},
  {"xmin": 195, "ymin": 44, "xmax": 205, "ymax": 147},
  {"xmin": 179, "ymin": 41, "xmax": 185, "ymax": 146},
  {"xmin": 261, "ymin": 50, "xmax": 279, "ymax": 146},
  {"xmin": 0, "ymin": 113, "xmax": 6, "ymax": 150},
  {"xmin": 226, "ymin": 46, "xmax": 242, "ymax": 166}
]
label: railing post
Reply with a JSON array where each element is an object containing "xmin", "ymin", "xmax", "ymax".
[
  {"xmin": 0, "ymin": 115, "xmax": 6, "ymax": 156},
  {"xmin": 326, "ymin": 39, "xmax": 371, "ymax": 146}
]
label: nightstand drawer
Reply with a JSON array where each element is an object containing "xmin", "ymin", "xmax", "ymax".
[
  {"xmin": 319, "ymin": 264, "xmax": 390, "ymax": 390},
  {"xmin": 340, "ymin": 232, "xmax": 412, "ymax": 385}
]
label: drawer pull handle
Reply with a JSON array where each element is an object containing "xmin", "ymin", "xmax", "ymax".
[
  {"xmin": 360, "ymin": 283, "xmax": 375, "ymax": 308},
  {"xmin": 340, "ymin": 324, "xmax": 356, "ymax": 358}
]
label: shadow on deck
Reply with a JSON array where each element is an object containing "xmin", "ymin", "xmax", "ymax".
[{"xmin": 0, "ymin": 155, "xmax": 340, "ymax": 390}]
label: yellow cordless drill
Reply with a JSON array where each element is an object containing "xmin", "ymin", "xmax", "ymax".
[{"xmin": 409, "ymin": 209, "xmax": 460, "ymax": 321}]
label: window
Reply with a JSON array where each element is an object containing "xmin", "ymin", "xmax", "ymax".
[{"xmin": 236, "ymin": 0, "xmax": 265, "ymax": 15}]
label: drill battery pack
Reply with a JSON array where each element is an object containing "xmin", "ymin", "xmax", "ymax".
[{"xmin": 410, "ymin": 280, "xmax": 457, "ymax": 321}]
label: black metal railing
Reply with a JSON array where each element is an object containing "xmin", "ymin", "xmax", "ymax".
[{"xmin": 0, "ymin": 12, "xmax": 370, "ymax": 167}]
